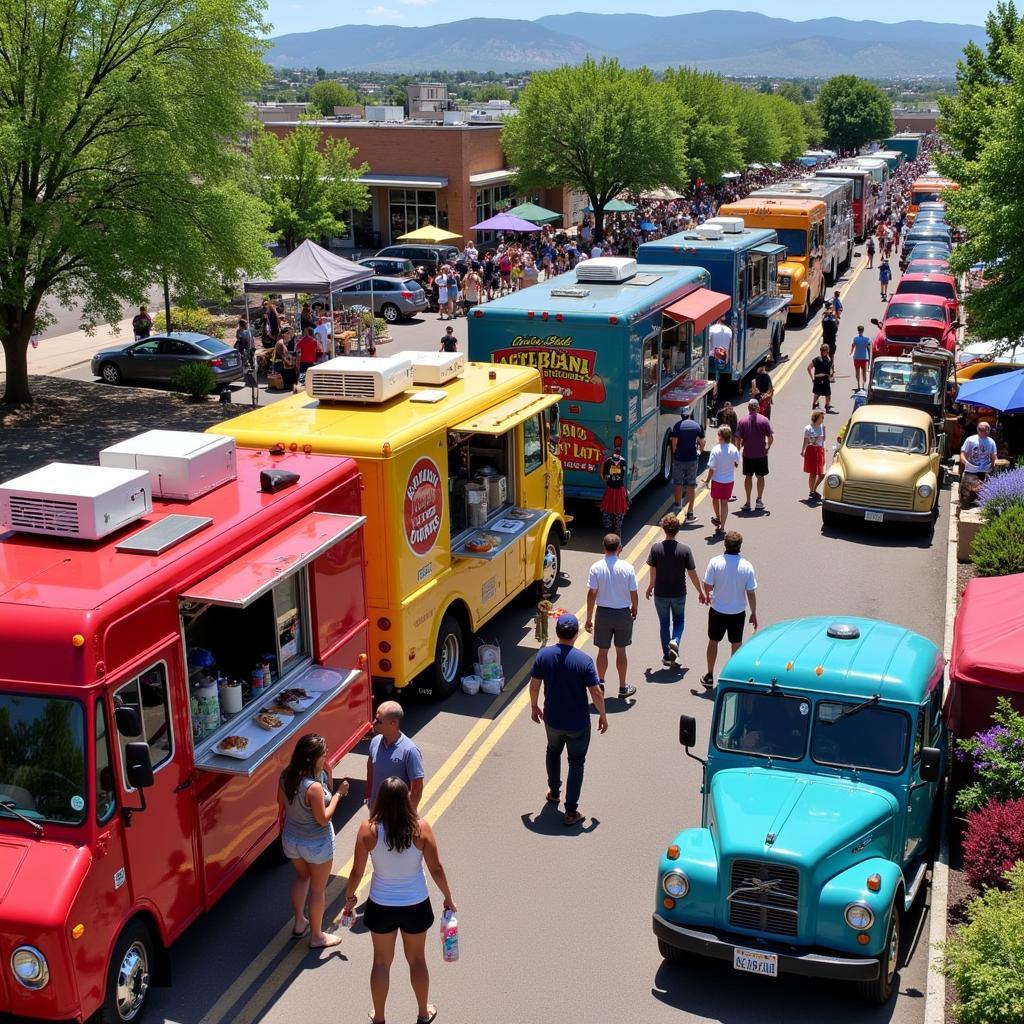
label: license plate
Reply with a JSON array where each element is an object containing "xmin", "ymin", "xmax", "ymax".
[
  {"xmin": 864, "ymin": 510, "xmax": 884, "ymax": 523},
  {"xmin": 733, "ymin": 948, "xmax": 778, "ymax": 977}
]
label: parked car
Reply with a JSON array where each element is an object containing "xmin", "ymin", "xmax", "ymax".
[
  {"xmin": 374, "ymin": 244, "xmax": 461, "ymax": 275},
  {"xmin": 870, "ymin": 294, "xmax": 960, "ymax": 358},
  {"xmin": 358, "ymin": 256, "xmax": 416, "ymax": 277},
  {"xmin": 311, "ymin": 276, "xmax": 429, "ymax": 323},
  {"xmin": 90, "ymin": 332, "xmax": 243, "ymax": 388},
  {"xmin": 894, "ymin": 272, "xmax": 959, "ymax": 319},
  {"xmin": 822, "ymin": 404, "xmax": 941, "ymax": 529},
  {"xmin": 906, "ymin": 243, "xmax": 952, "ymax": 264},
  {"xmin": 955, "ymin": 337, "xmax": 1024, "ymax": 380},
  {"xmin": 904, "ymin": 258, "xmax": 950, "ymax": 276},
  {"xmin": 900, "ymin": 226, "xmax": 952, "ymax": 270}
]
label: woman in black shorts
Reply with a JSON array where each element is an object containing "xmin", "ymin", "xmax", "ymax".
[
  {"xmin": 807, "ymin": 344, "xmax": 835, "ymax": 413},
  {"xmin": 346, "ymin": 778, "xmax": 457, "ymax": 1024}
]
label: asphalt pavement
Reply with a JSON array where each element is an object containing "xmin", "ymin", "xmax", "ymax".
[{"xmin": 129, "ymin": 246, "xmax": 951, "ymax": 1024}]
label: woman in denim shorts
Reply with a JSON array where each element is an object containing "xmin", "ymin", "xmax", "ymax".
[{"xmin": 278, "ymin": 733, "xmax": 349, "ymax": 948}]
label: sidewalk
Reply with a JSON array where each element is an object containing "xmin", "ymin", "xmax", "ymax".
[{"xmin": 27, "ymin": 318, "xmax": 134, "ymax": 375}]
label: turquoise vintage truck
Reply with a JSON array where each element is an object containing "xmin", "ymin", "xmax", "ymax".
[{"xmin": 653, "ymin": 617, "xmax": 946, "ymax": 1003}]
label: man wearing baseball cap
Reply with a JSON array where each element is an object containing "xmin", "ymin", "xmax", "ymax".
[{"xmin": 529, "ymin": 613, "xmax": 608, "ymax": 827}]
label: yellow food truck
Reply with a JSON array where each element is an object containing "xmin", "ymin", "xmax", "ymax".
[{"xmin": 211, "ymin": 352, "xmax": 568, "ymax": 698}]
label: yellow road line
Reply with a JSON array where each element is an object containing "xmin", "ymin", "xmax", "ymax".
[{"xmin": 208, "ymin": 251, "xmax": 869, "ymax": 1024}]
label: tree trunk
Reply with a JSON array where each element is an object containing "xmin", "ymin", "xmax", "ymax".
[
  {"xmin": 593, "ymin": 204, "xmax": 605, "ymax": 244},
  {"xmin": 1, "ymin": 317, "xmax": 34, "ymax": 406}
]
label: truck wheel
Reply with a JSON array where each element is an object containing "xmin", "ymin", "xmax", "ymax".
[
  {"xmin": 857, "ymin": 906, "xmax": 900, "ymax": 1004},
  {"xmin": 658, "ymin": 437, "xmax": 673, "ymax": 485},
  {"xmin": 427, "ymin": 612, "xmax": 464, "ymax": 700},
  {"xmin": 535, "ymin": 535, "xmax": 562, "ymax": 600},
  {"xmin": 99, "ymin": 921, "xmax": 154, "ymax": 1023},
  {"xmin": 822, "ymin": 508, "xmax": 840, "ymax": 528},
  {"xmin": 658, "ymin": 938, "xmax": 687, "ymax": 964}
]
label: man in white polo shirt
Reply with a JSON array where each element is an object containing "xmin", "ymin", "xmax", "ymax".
[
  {"xmin": 585, "ymin": 534, "xmax": 639, "ymax": 701},
  {"xmin": 701, "ymin": 531, "xmax": 758, "ymax": 690}
]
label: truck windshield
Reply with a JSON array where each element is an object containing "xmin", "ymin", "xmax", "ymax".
[
  {"xmin": 811, "ymin": 701, "xmax": 910, "ymax": 773},
  {"xmin": 0, "ymin": 694, "xmax": 87, "ymax": 827},
  {"xmin": 772, "ymin": 229, "xmax": 807, "ymax": 257},
  {"xmin": 714, "ymin": 690, "xmax": 810, "ymax": 761},
  {"xmin": 845, "ymin": 422, "xmax": 928, "ymax": 454},
  {"xmin": 870, "ymin": 362, "xmax": 941, "ymax": 396}
]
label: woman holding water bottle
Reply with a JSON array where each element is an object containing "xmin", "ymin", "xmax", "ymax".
[{"xmin": 345, "ymin": 777, "xmax": 457, "ymax": 1024}]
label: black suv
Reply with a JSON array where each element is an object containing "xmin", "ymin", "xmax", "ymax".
[{"xmin": 375, "ymin": 244, "xmax": 461, "ymax": 275}]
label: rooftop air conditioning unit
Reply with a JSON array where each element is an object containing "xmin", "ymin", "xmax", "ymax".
[
  {"xmin": 100, "ymin": 431, "xmax": 236, "ymax": 501},
  {"xmin": 576, "ymin": 257, "xmax": 637, "ymax": 283},
  {"xmin": 408, "ymin": 351, "xmax": 466, "ymax": 385},
  {"xmin": 0, "ymin": 464, "xmax": 152, "ymax": 540},
  {"xmin": 306, "ymin": 354, "xmax": 414, "ymax": 403},
  {"xmin": 705, "ymin": 217, "xmax": 744, "ymax": 234},
  {"xmin": 695, "ymin": 224, "xmax": 724, "ymax": 241}
]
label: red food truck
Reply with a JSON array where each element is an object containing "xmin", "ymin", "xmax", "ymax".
[{"xmin": 0, "ymin": 431, "xmax": 370, "ymax": 1023}]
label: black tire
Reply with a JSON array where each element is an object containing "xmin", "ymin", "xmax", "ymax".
[
  {"xmin": 822, "ymin": 507, "xmax": 840, "ymax": 528},
  {"xmin": 381, "ymin": 302, "xmax": 401, "ymax": 325},
  {"xmin": 100, "ymin": 362, "xmax": 123, "ymax": 385},
  {"xmin": 927, "ymin": 775, "xmax": 947, "ymax": 859},
  {"xmin": 426, "ymin": 612, "xmax": 464, "ymax": 700},
  {"xmin": 98, "ymin": 920, "xmax": 154, "ymax": 1023},
  {"xmin": 658, "ymin": 938, "xmax": 687, "ymax": 964},
  {"xmin": 857, "ymin": 905, "xmax": 900, "ymax": 1004},
  {"xmin": 657, "ymin": 436, "xmax": 673, "ymax": 485},
  {"xmin": 535, "ymin": 534, "xmax": 562, "ymax": 600}
]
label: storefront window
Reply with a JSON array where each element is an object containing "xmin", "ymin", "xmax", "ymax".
[
  {"xmin": 389, "ymin": 188, "xmax": 438, "ymax": 240},
  {"xmin": 115, "ymin": 665, "xmax": 172, "ymax": 779},
  {"xmin": 475, "ymin": 184, "xmax": 513, "ymax": 241}
]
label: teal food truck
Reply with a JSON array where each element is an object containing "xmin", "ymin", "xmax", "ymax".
[
  {"xmin": 883, "ymin": 133, "xmax": 924, "ymax": 162},
  {"xmin": 637, "ymin": 219, "xmax": 790, "ymax": 387},
  {"xmin": 654, "ymin": 616, "xmax": 946, "ymax": 1004},
  {"xmin": 467, "ymin": 258, "xmax": 730, "ymax": 500}
]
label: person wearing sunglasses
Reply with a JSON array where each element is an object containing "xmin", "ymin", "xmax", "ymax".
[{"xmin": 367, "ymin": 701, "xmax": 425, "ymax": 812}]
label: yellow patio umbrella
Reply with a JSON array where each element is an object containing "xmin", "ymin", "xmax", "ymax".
[{"xmin": 396, "ymin": 225, "xmax": 462, "ymax": 243}]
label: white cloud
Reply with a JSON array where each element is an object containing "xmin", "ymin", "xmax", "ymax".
[{"xmin": 367, "ymin": 4, "xmax": 405, "ymax": 17}]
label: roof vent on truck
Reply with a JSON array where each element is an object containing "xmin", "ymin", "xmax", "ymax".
[
  {"xmin": 694, "ymin": 223, "xmax": 724, "ymax": 241},
  {"xmin": 305, "ymin": 354, "xmax": 414, "ymax": 404},
  {"xmin": 575, "ymin": 257, "xmax": 637, "ymax": 284},
  {"xmin": 826, "ymin": 622, "xmax": 861, "ymax": 640},
  {"xmin": 703, "ymin": 216, "xmax": 745, "ymax": 234},
  {"xmin": 407, "ymin": 351, "xmax": 466, "ymax": 386}
]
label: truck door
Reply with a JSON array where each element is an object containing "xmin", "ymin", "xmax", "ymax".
[
  {"xmin": 904, "ymin": 705, "xmax": 934, "ymax": 864},
  {"xmin": 113, "ymin": 653, "xmax": 201, "ymax": 934}
]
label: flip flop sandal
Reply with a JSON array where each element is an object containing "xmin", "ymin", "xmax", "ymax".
[
  {"xmin": 368, "ymin": 1013, "xmax": 385, "ymax": 1024},
  {"xmin": 291, "ymin": 924, "xmax": 309, "ymax": 939},
  {"xmin": 417, "ymin": 1008, "xmax": 438, "ymax": 1024}
]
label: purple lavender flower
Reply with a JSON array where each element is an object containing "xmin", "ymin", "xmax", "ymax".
[{"xmin": 978, "ymin": 468, "xmax": 1024, "ymax": 517}]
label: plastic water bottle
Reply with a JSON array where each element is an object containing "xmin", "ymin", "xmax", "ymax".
[
  {"xmin": 340, "ymin": 907, "xmax": 355, "ymax": 929},
  {"xmin": 440, "ymin": 909, "xmax": 459, "ymax": 963}
]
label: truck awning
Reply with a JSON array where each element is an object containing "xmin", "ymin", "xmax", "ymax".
[
  {"xmin": 452, "ymin": 392, "xmax": 560, "ymax": 435},
  {"xmin": 181, "ymin": 512, "xmax": 365, "ymax": 608},
  {"xmin": 751, "ymin": 243, "xmax": 788, "ymax": 259},
  {"xmin": 663, "ymin": 289, "xmax": 732, "ymax": 333}
]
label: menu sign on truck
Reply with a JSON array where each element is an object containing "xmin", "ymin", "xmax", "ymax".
[
  {"xmin": 559, "ymin": 420, "xmax": 606, "ymax": 473},
  {"xmin": 404, "ymin": 457, "xmax": 442, "ymax": 555},
  {"xmin": 492, "ymin": 335, "xmax": 606, "ymax": 403}
]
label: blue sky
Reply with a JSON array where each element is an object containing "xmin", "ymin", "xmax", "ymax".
[{"xmin": 269, "ymin": 0, "xmax": 990, "ymax": 35}]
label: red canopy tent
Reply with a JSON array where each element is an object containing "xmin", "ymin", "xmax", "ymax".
[{"xmin": 948, "ymin": 572, "xmax": 1024, "ymax": 737}]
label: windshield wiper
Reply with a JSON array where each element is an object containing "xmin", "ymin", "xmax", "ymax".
[
  {"xmin": 0, "ymin": 798, "xmax": 43, "ymax": 835},
  {"xmin": 826, "ymin": 694, "xmax": 880, "ymax": 725}
]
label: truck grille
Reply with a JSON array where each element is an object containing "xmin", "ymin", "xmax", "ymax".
[
  {"xmin": 728, "ymin": 859, "xmax": 799, "ymax": 937},
  {"xmin": 841, "ymin": 481, "xmax": 915, "ymax": 510}
]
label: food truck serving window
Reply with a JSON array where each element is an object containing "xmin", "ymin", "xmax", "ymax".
[
  {"xmin": 0, "ymin": 693, "xmax": 87, "ymax": 826},
  {"xmin": 115, "ymin": 665, "xmax": 173, "ymax": 782}
]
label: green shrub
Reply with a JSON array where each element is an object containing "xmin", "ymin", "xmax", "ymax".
[
  {"xmin": 941, "ymin": 862, "xmax": 1024, "ymax": 1024},
  {"xmin": 356, "ymin": 309, "xmax": 388, "ymax": 338},
  {"xmin": 152, "ymin": 306, "xmax": 225, "ymax": 339},
  {"xmin": 172, "ymin": 362, "xmax": 217, "ymax": 400},
  {"xmin": 971, "ymin": 504, "xmax": 1024, "ymax": 576},
  {"xmin": 954, "ymin": 698, "xmax": 1024, "ymax": 814}
]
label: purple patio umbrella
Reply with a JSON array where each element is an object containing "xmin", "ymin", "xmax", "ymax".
[{"xmin": 471, "ymin": 213, "xmax": 542, "ymax": 233}]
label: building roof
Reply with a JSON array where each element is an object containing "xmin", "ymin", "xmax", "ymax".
[
  {"xmin": 268, "ymin": 119, "xmax": 500, "ymax": 132},
  {"xmin": 721, "ymin": 616, "xmax": 942, "ymax": 705},
  {"xmin": 358, "ymin": 173, "xmax": 448, "ymax": 189}
]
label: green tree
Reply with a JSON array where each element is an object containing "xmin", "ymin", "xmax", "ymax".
[
  {"xmin": 308, "ymin": 80, "xmax": 359, "ymax": 117},
  {"xmin": 474, "ymin": 84, "xmax": 512, "ymax": 102},
  {"xmin": 502, "ymin": 58, "xmax": 686, "ymax": 240},
  {"xmin": 663, "ymin": 67, "xmax": 743, "ymax": 184},
  {"xmin": 766, "ymin": 95, "xmax": 809, "ymax": 161},
  {"xmin": 732, "ymin": 87, "xmax": 784, "ymax": 165},
  {"xmin": 250, "ymin": 124, "xmax": 370, "ymax": 253},
  {"xmin": 0, "ymin": 0, "xmax": 272, "ymax": 406},
  {"xmin": 816, "ymin": 75, "xmax": 894, "ymax": 153}
]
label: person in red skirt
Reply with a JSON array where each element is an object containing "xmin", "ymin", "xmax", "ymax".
[
  {"xmin": 801, "ymin": 408, "xmax": 827, "ymax": 501},
  {"xmin": 599, "ymin": 446, "xmax": 629, "ymax": 536}
]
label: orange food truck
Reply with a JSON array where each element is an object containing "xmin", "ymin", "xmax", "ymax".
[
  {"xmin": 908, "ymin": 176, "xmax": 959, "ymax": 225},
  {"xmin": 0, "ymin": 432, "xmax": 369, "ymax": 1023}
]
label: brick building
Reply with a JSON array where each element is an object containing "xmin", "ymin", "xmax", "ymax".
[{"xmin": 264, "ymin": 119, "xmax": 571, "ymax": 250}]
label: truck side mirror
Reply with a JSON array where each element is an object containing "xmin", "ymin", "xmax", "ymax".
[
  {"xmin": 115, "ymin": 705, "xmax": 142, "ymax": 738},
  {"xmin": 125, "ymin": 742, "xmax": 154, "ymax": 790},
  {"xmin": 679, "ymin": 714, "xmax": 697, "ymax": 748},
  {"xmin": 919, "ymin": 746, "xmax": 942, "ymax": 783},
  {"xmin": 870, "ymin": 318, "xmax": 881, "ymax": 328}
]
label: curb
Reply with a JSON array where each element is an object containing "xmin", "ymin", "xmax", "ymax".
[{"xmin": 923, "ymin": 468, "xmax": 960, "ymax": 1024}]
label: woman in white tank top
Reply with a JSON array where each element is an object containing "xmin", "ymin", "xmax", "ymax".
[{"xmin": 345, "ymin": 778, "xmax": 456, "ymax": 1024}]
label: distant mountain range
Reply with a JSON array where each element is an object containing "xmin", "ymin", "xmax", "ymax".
[{"xmin": 266, "ymin": 12, "xmax": 982, "ymax": 77}]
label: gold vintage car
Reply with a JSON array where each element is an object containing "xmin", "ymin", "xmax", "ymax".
[{"xmin": 822, "ymin": 405, "xmax": 940, "ymax": 530}]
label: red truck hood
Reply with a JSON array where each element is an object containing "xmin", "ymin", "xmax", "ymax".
[
  {"xmin": 0, "ymin": 835, "xmax": 92, "ymax": 931},
  {"xmin": 874, "ymin": 321, "xmax": 953, "ymax": 354}
]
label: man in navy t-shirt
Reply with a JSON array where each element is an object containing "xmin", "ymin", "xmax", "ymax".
[
  {"xmin": 669, "ymin": 408, "xmax": 705, "ymax": 521},
  {"xmin": 529, "ymin": 613, "xmax": 608, "ymax": 826}
]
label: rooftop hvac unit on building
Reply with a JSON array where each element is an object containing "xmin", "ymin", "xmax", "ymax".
[
  {"xmin": 305, "ymin": 354, "xmax": 414, "ymax": 403},
  {"xmin": 408, "ymin": 351, "xmax": 466, "ymax": 385},
  {"xmin": 575, "ymin": 257, "xmax": 637, "ymax": 283},
  {"xmin": 100, "ymin": 431, "xmax": 236, "ymax": 501},
  {"xmin": 0, "ymin": 463, "xmax": 152, "ymax": 540}
]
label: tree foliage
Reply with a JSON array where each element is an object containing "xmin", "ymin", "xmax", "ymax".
[
  {"xmin": 731, "ymin": 87, "xmax": 785, "ymax": 164},
  {"xmin": 0, "ymin": 0, "xmax": 274, "ymax": 405},
  {"xmin": 250, "ymin": 124, "xmax": 370, "ymax": 254},
  {"xmin": 308, "ymin": 79, "xmax": 359, "ymax": 117},
  {"xmin": 502, "ymin": 58, "xmax": 687, "ymax": 239},
  {"xmin": 937, "ymin": 3, "xmax": 1024, "ymax": 342},
  {"xmin": 662, "ymin": 68, "xmax": 743, "ymax": 183},
  {"xmin": 473, "ymin": 84, "xmax": 512, "ymax": 102},
  {"xmin": 816, "ymin": 75, "xmax": 894, "ymax": 153}
]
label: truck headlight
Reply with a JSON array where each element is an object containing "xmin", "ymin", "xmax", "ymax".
[
  {"xmin": 826, "ymin": 473, "xmax": 842, "ymax": 489},
  {"xmin": 662, "ymin": 870, "xmax": 690, "ymax": 899},
  {"xmin": 844, "ymin": 903, "xmax": 874, "ymax": 930},
  {"xmin": 917, "ymin": 483, "xmax": 934, "ymax": 499},
  {"xmin": 11, "ymin": 946, "xmax": 49, "ymax": 989}
]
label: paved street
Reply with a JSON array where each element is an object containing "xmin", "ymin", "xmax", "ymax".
[{"xmin": 90, "ymin": 245, "xmax": 950, "ymax": 1024}]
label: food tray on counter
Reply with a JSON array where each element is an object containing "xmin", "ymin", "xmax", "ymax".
[{"xmin": 453, "ymin": 507, "xmax": 545, "ymax": 560}]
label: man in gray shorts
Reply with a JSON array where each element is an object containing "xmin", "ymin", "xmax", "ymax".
[
  {"xmin": 585, "ymin": 534, "xmax": 639, "ymax": 700},
  {"xmin": 669, "ymin": 407, "xmax": 705, "ymax": 521}
]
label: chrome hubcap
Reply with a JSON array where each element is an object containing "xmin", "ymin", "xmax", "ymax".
[
  {"xmin": 440, "ymin": 633, "xmax": 459, "ymax": 683},
  {"xmin": 542, "ymin": 545, "xmax": 558, "ymax": 590},
  {"xmin": 102, "ymin": 366, "xmax": 118, "ymax": 383},
  {"xmin": 384, "ymin": 307, "xmax": 398, "ymax": 322},
  {"xmin": 115, "ymin": 942, "xmax": 149, "ymax": 1020}
]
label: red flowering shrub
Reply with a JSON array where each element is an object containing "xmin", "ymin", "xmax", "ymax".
[{"xmin": 963, "ymin": 797, "xmax": 1024, "ymax": 891}]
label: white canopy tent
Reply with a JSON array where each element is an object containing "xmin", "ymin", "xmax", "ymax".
[{"xmin": 244, "ymin": 239, "xmax": 377, "ymax": 356}]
